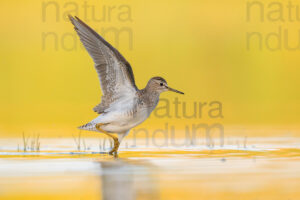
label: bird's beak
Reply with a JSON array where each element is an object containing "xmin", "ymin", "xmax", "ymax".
[{"xmin": 167, "ymin": 86, "xmax": 184, "ymax": 95}]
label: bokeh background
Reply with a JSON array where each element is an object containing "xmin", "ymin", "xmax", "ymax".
[{"xmin": 0, "ymin": 0, "xmax": 299, "ymax": 138}]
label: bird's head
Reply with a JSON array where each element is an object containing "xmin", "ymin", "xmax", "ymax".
[{"xmin": 147, "ymin": 77, "xmax": 184, "ymax": 95}]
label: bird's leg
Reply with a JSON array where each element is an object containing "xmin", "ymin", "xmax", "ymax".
[
  {"xmin": 95, "ymin": 123, "xmax": 120, "ymax": 156},
  {"xmin": 109, "ymin": 137, "xmax": 120, "ymax": 156}
]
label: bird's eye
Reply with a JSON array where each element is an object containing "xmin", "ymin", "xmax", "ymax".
[{"xmin": 160, "ymin": 83, "xmax": 164, "ymax": 86}]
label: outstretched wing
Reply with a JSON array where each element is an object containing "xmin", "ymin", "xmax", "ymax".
[{"xmin": 69, "ymin": 15, "xmax": 138, "ymax": 114}]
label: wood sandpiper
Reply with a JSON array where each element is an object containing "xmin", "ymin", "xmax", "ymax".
[{"xmin": 69, "ymin": 15, "xmax": 184, "ymax": 155}]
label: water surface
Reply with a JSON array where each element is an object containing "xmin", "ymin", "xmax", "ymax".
[{"xmin": 0, "ymin": 137, "xmax": 299, "ymax": 200}]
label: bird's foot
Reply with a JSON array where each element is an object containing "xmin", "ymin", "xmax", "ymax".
[
  {"xmin": 109, "ymin": 138, "xmax": 120, "ymax": 156},
  {"xmin": 108, "ymin": 150, "xmax": 119, "ymax": 158}
]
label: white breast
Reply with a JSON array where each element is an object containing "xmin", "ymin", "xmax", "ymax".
[{"xmin": 90, "ymin": 94, "xmax": 153, "ymax": 133}]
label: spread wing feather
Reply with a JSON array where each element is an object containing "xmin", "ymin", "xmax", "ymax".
[{"xmin": 69, "ymin": 15, "xmax": 137, "ymax": 114}]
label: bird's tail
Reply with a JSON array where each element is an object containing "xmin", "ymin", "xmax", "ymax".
[{"xmin": 78, "ymin": 122, "xmax": 97, "ymax": 132}]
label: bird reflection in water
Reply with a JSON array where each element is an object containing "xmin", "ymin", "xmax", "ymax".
[{"xmin": 97, "ymin": 158, "xmax": 160, "ymax": 200}]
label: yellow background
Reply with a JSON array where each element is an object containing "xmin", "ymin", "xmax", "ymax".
[{"xmin": 0, "ymin": 0, "xmax": 299, "ymax": 137}]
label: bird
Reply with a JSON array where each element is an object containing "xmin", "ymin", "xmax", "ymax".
[{"xmin": 69, "ymin": 15, "xmax": 184, "ymax": 155}]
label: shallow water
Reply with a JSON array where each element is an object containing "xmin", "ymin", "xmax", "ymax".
[{"xmin": 0, "ymin": 137, "xmax": 300, "ymax": 200}]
